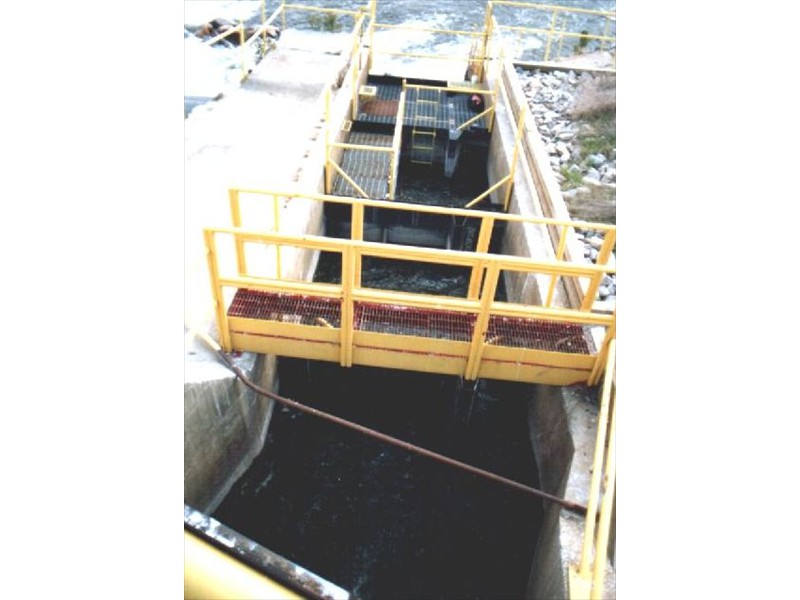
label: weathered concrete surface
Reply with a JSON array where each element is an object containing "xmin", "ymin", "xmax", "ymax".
[
  {"xmin": 184, "ymin": 31, "xmax": 356, "ymax": 511},
  {"xmin": 526, "ymin": 384, "xmax": 616, "ymax": 600}
]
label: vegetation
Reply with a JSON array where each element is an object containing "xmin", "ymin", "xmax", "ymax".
[
  {"xmin": 570, "ymin": 73, "xmax": 616, "ymax": 162},
  {"xmin": 307, "ymin": 12, "xmax": 342, "ymax": 32},
  {"xmin": 560, "ymin": 166, "xmax": 585, "ymax": 189}
]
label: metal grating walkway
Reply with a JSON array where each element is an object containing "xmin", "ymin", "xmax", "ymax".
[
  {"xmin": 359, "ymin": 82, "xmax": 489, "ymax": 131},
  {"xmin": 332, "ymin": 131, "xmax": 393, "ymax": 199},
  {"xmin": 227, "ymin": 289, "xmax": 594, "ymax": 354}
]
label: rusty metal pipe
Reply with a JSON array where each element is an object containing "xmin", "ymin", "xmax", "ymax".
[{"xmin": 214, "ymin": 348, "xmax": 588, "ymax": 516}]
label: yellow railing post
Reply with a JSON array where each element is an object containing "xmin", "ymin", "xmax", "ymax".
[
  {"xmin": 273, "ymin": 194, "xmax": 282, "ymax": 279},
  {"xmin": 503, "ymin": 108, "xmax": 526, "ymax": 211},
  {"xmin": 340, "ymin": 246, "xmax": 356, "ymax": 367},
  {"xmin": 468, "ymin": 215, "xmax": 495, "ymax": 299},
  {"xmin": 228, "ymin": 189, "xmax": 247, "ymax": 276},
  {"xmin": 588, "ymin": 318, "xmax": 615, "ymax": 385},
  {"xmin": 545, "ymin": 224, "xmax": 569, "ymax": 307},
  {"xmin": 281, "ymin": 0, "xmax": 286, "ymax": 31},
  {"xmin": 580, "ymin": 228, "xmax": 616, "ymax": 311},
  {"xmin": 368, "ymin": 0, "xmax": 376, "ymax": 70},
  {"xmin": 579, "ymin": 338, "xmax": 614, "ymax": 577},
  {"xmin": 324, "ymin": 88, "xmax": 332, "ymax": 194},
  {"xmin": 569, "ymin": 339, "xmax": 615, "ymax": 599},
  {"xmin": 544, "ymin": 9, "xmax": 557, "ymax": 61},
  {"xmin": 480, "ymin": 1, "xmax": 494, "ymax": 82},
  {"xmin": 204, "ymin": 230, "xmax": 232, "ymax": 351},
  {"xmin": 351, "ymin": 202, "xmax": 364, "ymax": 288},
  {"xmin": 465, "ymin": 261, "xmax": 500, "ymax": 380},
  {"xmin": 591, "ymin": 394, "xmax": 616, "ymax": 599}
]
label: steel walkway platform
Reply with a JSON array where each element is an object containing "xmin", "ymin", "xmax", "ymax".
[
  {"xmin": 358, "ymin": 81, "xmax": 490, "ymax": 131},
  {"xmin": 224, "ymin": 288, "xmax": 599, "ymax": 386},
  {"xmin": 331, "ymin": 131, "xmax": 393, "ymax": 199}
]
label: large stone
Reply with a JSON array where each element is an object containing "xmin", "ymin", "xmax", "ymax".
[
  {"xmin": 583, "ymin": 168, "xmax": 601, "ymax": 182},
  {"xmin": 587, "ymin": 153, "xmax": 607, "ymax": 167}
]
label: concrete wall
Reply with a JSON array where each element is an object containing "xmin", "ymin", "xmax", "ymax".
[
  {"xmin": 184, "ymin": 37, "xmax": 361, "ymax": 513},
  {"xmin": 184, "ymin": 353, "xmax": 277, "ymax": 513},
  {"xmin": 524, "ymin": 383, "xmax": 616, "ymax": 599}
]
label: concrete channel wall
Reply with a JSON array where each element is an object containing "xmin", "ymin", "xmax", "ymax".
[
  {"xmin": 184, "ymin": 32, "xmax": 362, "ymax": 513},
  {"xmin": 185, "ymin": 26, "xmax": 614, "ymax": 598},
  {"xmin": 483, "ymin": 54, "xmax": 616, "ymax": 599}
]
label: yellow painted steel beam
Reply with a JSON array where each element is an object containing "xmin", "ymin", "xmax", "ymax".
[
  {"xmin": 457, "ymin": 105, "xmax": 495, "ymax": 131},
  {"xmin": 570, "ymin": 340, "xmax": 616, "ymax": 598},
  {"xmin": 341, "ymin": 246, "xmax": 355, "ymax": 367},
  {"xmin": 579, "ymin": 339, "xmax": 615, "ymax": 575},
  {"xmin": 328, "ymin": 160, "xmax": 370, "ymax": 198},
  {"xmin": 580, "ymin": 229, "xmax": 616, "ymax": 311},
  {"xmin": 185, "ymin": 531, "xmax": 301, "ymax": 600},
  {"xmin": 592, "ymin": 386, "xmax": 616, "ymax": 599},
  {"xmin": 588, "ymin": 318, "xmax": 615, "ymax": 385},
  {"xmin": 465, "ymin": 262, "xmax": 501, "ymax": 380},
  {"xmin": 218, "ymin": 276, "xmax": 342, "ymax": 299},
  {"xmin": 228, "ymin": 189, "xmax": 247, "ymax": 276},
  {"xmin": 328, "ymin": 142, "xmax": 394, "ymax": 153},
  {"xmin": 545, "ymin": 224, "xmax": 569, "ymax": 307},
  {"xmin": 467, "ymin": 216, "xmax": 494, "ymax": 299},
  {"xmin": 204, "ymin": 230, "xmax": 232, "ymax": 352},
  {"xmin": 464, "ymin": 175, "xmax": 510, "ymax": 209}
]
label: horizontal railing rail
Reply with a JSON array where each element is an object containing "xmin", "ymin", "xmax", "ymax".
[
  {"xmin": 204, "ymin": 225, "xmax": 615, "ymax": 376},
  {"xmin": 491, "ymin": 0, "xmax": 616, "ymax": 64}
]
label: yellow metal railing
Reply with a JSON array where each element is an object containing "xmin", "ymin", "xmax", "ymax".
[
  {"xmin": 366, "ymin": 0, "xmax": 491, "ymax": 82},
  {"xmin": 197, "ymin": 0, "xmax": 284, "ymax": 81},
  {"xmin": 205, "ymin": 223, "xmax": 614, "ymax": 377},
  {"xmin": 491, "ymin": 0, "xmax": 616, "ymax": 64},
  {"xmin": 570, "ymin": 338, "xmax": 616, "ymax": 598},
  {"xmin": 227, "ymin": 188, "xmax": 615, "ymax": 312}
]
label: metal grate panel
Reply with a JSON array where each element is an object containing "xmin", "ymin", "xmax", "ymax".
[
  {"xmin": 357, "ymin": 82, "xmax": 489, "ymax": 131},
  {"xmin": 355, "ymin": 302, "xmax": 476, "ymax": 342},
  {"xmin": 486, "ymin": 315, "xmax": 595, "ymax": 355},
  {"xmin": 228, "ymin": 289, "xmax": 342, "ymax": 328}
]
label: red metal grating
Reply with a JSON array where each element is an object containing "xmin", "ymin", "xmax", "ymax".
[
  {"xmin": 354, "ymin": 302, "xmax": 476, "ymax": 342},
  {"xmin": 361, "ymin": 99, "xmax": 399, "ymax": 117},
  {"xmin": 486, "ymin": 315, "xmax": 595, "ymax": 355},
  {"xmin": 228, "ymin": 289, "xmax": 342, "ymax": 328}
]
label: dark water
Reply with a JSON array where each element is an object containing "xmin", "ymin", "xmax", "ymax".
[
  {"xmin": 213, "ymin": 361, "xmax": 544, "ymax": 599},
  {"xmin": 212, "ymin": 124, "xmax": 543, "ymax": 598}
]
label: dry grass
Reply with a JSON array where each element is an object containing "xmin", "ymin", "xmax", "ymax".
[{"xmin": 570, "ymin": 73, "xmax": 616, "ymax": 118}]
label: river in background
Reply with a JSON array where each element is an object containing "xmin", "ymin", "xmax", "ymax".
[{"xmin": 185, "ymin": 0, "xmax": 615, "ymax": 112}]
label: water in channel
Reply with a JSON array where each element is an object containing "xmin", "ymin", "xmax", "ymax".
[{"xmin": 213, "ymin": 152, "xmax": 544, "ymax": 599}]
